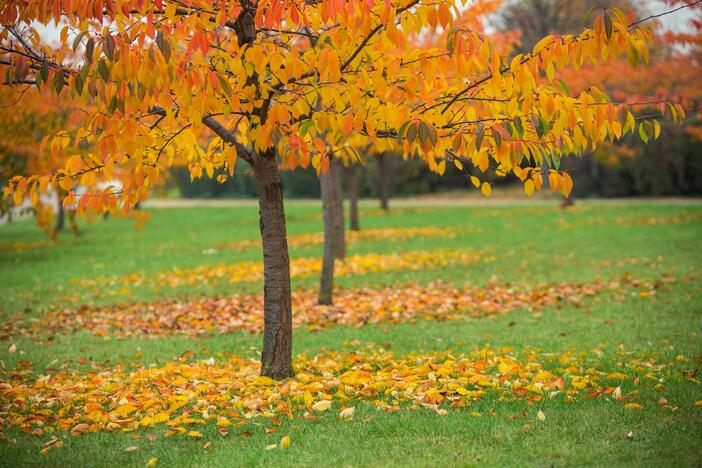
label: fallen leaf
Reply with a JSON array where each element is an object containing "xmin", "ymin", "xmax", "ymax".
[
  {"xmin": 624, "ymin": 403, "xmax": 642, "ymax": 410},
  {"xmin": 124, "ymin": 446, "xmax": 138, "ymax": 452},
  {"xmin": 339, "ymin": 407, "xmax": 355, "ymax": 421},
  {"xmin": 71, "ymin": 423, "xmax": 90, "ymax": 436},
  {"xmin": 536, "ymin": 410, "xmax": 546, "ymax": 421},
  {"xmin": 145, "ymin": 457, "xmax": 158, "ymax": 467},
  {"xmin": 8, "ymin": 344, "xmax": 16, "ymax": 353},
  {"xmin": 312, "ymin": 400, "xmax": 332, "ymax": 412},
  {"xmin": 265, "ymin": 444, "xmax": 277, "ymax": 451},
  {"xmin": 613, "ymin": 386, "xmax": 622, "ymax": 400},
  {"xmin": 280, "ymin": 435, "xmax": 291, "ymax": 449},
  {"xmin": 682, "ymin": 369, "xmax": 698, "ymax": 379}
]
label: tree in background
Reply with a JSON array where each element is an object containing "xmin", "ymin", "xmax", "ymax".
[
  {"xmin": 498, "ymin": 0, "xmax": 640, "ymax": 52},
  {"xmin": 345, "ymin": 163, "xmax": 361, "ymax": 231},
  {"xmin": 554, "ymin": 0, "xmax": 702, "ymax": 197},
  {"xmin": 0, "ymin": 86, "xmax": 84, "ymax": 237},
  {"xmin": 1, "ymin": 0, "xmax": 685, "ymax": 378}
]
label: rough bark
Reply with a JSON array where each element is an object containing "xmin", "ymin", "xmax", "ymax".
[
  {"xmin": 254, "ymin": 151, "xmax": 293, "ymax": 379},
  {"xmin": 377, "ymin": 152, "xmax": 390, "ymax": 211},
  {"xmin": 346, "ymin": 164, "xmax": 361, "ymax": 231},
  {"xmin": 318, "ymin": 158, "xmax": 346, "ymax": 304}
]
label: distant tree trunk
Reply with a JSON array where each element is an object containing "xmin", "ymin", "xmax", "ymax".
[
  {"xmin": 377, "ymin": 152, "xmax": 390, "ymax": 211},
  {"xmin": 55, "ymin": 195, "xmax": 65, "ymax": 233},
  {"xmin": 346, "ymin": 164, "xmax": 361, "ymax": 231},
  {"xmin": 318, "ymin": 158, "xmax": 345, "ymax": 305},
  {"xmin": 318, "ymin": 178, "xmax": 335, "ymax": 304},
  {"xmin": 561, "ymin": 193, "xmax": 575, "ymax": 208},
  {"xmin": 254, "ymin": 151, "xmax": 293, "ymax": 379},
  {"xmin": 327, "ymin": 158, "xmax": 345, "ymax": 259}
]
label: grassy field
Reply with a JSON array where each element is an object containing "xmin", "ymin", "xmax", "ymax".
[{"xmin": 0, "ymin": 200, "xmax": 701, "ymax": 467}]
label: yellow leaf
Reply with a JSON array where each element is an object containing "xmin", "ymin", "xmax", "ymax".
[
  {"xmin": 524, "ymin": 179, "xmax": 535, "ymax": 197},
  {"xmin": 187, "ymin": 431, "xmax": 204, "ymax": 438},
  {"xmin": 312, "ymin": 400, "xmax": 332, "ymax": 412},
  {"xmin": 624, "ymin": 403, "xmax": 642, "ymax": 410},
  {"xmin": 145, "ymin": 458, "xmax": 158, "ymax": 467},
  {"xmin": 339, "ymin": 407, "xmax": 355, "ymax": 420},
  {"xmin": 280, "ymin": 435, "xmax": 291, "ymax": 449},
  {"xmin": 536, "ymin": 410, "xmax": 546, "ymax": 421},
  {"xmin": 481, "ymin": 182, "xmax": 491, "ymax": 197}
]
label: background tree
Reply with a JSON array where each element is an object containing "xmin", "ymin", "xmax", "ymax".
[{"xmin": 1, "ymin": 0, "xmax": 686, "ymax": 379}]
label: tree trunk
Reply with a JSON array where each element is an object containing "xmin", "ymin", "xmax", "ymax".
[
  {"xmin": 347, "ymin": 164, "xmax": 361, "ymax": 231},
  {"xmin": 330, "ymin": 159, "xmax": 345, "ymax": 259},
  {"xmin": 377, "ymin": 152, "xmax": 390, "ymax": 211},
  {"xmin": 55, "ymin": 192, "xmax": 65, "ymax": 233},
  {"xmin": 318, "ymin": 195, "xmax": 335, "ymax": 306},
  {"xmin": 318, "ymin": 158, "xmax": 344, "ymax": 304},
  {"xmin": 254, "ymin": 151, "xmax": 293, "ymax": 379},
  {"xmin": 560, "ymin": 193, "xmax": 575, "ymax": 208}
]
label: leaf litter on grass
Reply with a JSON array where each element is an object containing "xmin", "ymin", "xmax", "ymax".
[
  {"xmin": 0, "ymin": 344, "xmax": 695, "ymax": 443},
  {"xmin": 0, "ymin": 275, "xmax": 675, "ymax": 341}
]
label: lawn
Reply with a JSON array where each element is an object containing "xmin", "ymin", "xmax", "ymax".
[{"xmin": 0, "ymin": 200, "xmax": 701, "ymax": 467}]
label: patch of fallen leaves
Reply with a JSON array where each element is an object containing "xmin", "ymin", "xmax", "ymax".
[
  {"xmin": 0, "ymin": 346, "xmax": 686, "ymax": 438},
  {"xmin": 69, "ymin": 248, "xmax": 494, "ymax": 293},
  {"xmin": 212, "ymin": 227, "xmax": 470, "ymax": 252},
  {"xmin": 1, "ymin": 276, "xmax": 670, "ymax": 340},
  {"xmin": 556, "ymin": 211, "xmax": 702, "ymax": 231}
]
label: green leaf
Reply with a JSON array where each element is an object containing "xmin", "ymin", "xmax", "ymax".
[
  {"xmin": 85, "ymin": 37, "xmax": 95, "ymax": 63},
  {"xmin": 537, "ymin": 116, "xmax": 549, "ymax": 138},
  {"xmin": 72, "ymin": 31, "xmax": 89, "ymax": 52},
  {"xmin": 493, "ymin": 130, "xmax": 502, "ymax": 149},
  {"xmin": 53, "ymin": 69, "xmax": 65, "ymax": 95},
  {"xmin": 104, "ymin": 34, "xmax": 116, "ymax": 61},
  {"xmin": 156, "ymin": 32, "xmax": 171, "ymax": 62},
  {"xmin": 418, "ymin": 121, "xmax": 429, "ymax": 146},
  {"xmin": 75, "ymin": 72, "xmax": 84, "ymax": 95},
  {"xmin": 475, "ymin": 125, "xmax": 485, "ymax": 152},
  {"xmin": 407, "ymin": 122, "xmax": 418, "ymax": 145},
  {"xmin": 556, "ymin": 79, "xmax": 570, "ymax": 95},
  {"xmin": 40, "ymin": 61, "xmax": 49, "ymax": 84},
  {"xmin": 604, "ymin": 14, "xmax": 613, "ymax": 40},
  {"xmin": 98, "ymin": 59, "xmax": 110, "ymax": 82}
]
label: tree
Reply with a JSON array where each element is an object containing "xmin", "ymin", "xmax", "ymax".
[
  {"xmin": 0, "ymin": 86, "xmax": 85, "ymax": 237},
  {"xmin": 498, "ymin": 0, "xmax": 639, "ymax": 52},
  {"xmin": 346, "ymin": 163, "xmax": 361, "ymax": 231},
  {"xmin": 1, "ymin": 0, "xmax": 687, "ymax": 379},
  {"xmin": 553, "ymin": 0, "xmax": 702, "ymax": 197}
]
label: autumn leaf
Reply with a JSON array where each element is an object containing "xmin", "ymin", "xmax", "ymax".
[
  {"xmin": 312, "ymin": 400, "xmax": 332, "ymax": 412},
  {"xmin": 280, "ymin": 435, "xmax": 291, "ymax": 449},
  {"xmin": 339, "ymin": 407, "xmax": 355, "ymax": 421}
]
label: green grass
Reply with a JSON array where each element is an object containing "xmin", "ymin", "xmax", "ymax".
[{"xmin": 1, "ymin": 200, "xmax": 701, "ymax": 467}]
